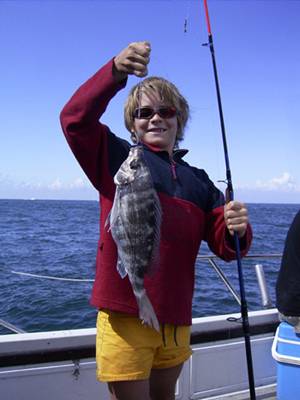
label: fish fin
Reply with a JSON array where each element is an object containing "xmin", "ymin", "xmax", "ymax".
[
  {"xmin": 104, "ymin": 211, "xmax": 111, "ymax": 231},
  {"xmin": 117, "ymin": 259, "xmax": 128, "ymax": 279},
  {"xmin": 107, "ymin": 189, "xmax": 121, "ymax": 231},
  {"xmin": 110, "ymin": 199, "xmax": 132, "ymax": 279},
  {"xmin": 137, "ymin": 291, "xmax": 160, "ymax": 332}
]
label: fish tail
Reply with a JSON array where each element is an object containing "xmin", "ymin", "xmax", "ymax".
[{"xmin": 136, "ymin": 291, "xmax": 160, "ymax": 332}]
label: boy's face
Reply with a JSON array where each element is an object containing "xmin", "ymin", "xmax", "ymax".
[{"xmin": 132, "ymin": 90, "xmax": 178, "ymax": 155}]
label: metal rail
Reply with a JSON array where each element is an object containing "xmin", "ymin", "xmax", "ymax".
[
  {"xmin": 196, "ymin": 253, "xmax": 282, "ymax": 308},
  {"xmin": 207, "ymin": 258, "xmax": 242, "ymax": 305},
  {"xmin": 197, "ymin": 254, "xmax": 281, "ymax": 260},
  {"xmin": 0, "ymin": 319, "xmax": 26, "ymax": 334}
]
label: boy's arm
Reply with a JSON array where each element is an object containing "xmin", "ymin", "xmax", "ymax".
[
  {"xmin": 205, "ymin": 205, "xmax": 252, "ymax": 261},
  {"xmin": 60, "ymin": 41, "xmax": 151, "ymax": 192},
  {"xmin": 203, "ymin": 177, "xmax": 252, "ymax": 261},
  {"xmin": 60, "ymin": 58, "xmax": 127, "ymax": 191}
]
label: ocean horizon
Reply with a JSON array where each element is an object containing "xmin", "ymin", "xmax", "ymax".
[{"xmin": 1, "ymin": 197, "xmax": 299, "ymax": 205}]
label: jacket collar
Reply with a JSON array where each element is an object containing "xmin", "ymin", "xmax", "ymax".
[{"xmin": 140, "ymin": 142, "xmax": 189, "ymax": 161}]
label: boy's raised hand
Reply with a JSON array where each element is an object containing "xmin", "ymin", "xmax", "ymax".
[{"xmin": 113, "ymin": 41, "xmax": 151, "ymax": 81}]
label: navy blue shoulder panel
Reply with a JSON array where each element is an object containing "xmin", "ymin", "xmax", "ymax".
[
  {"xmin": 186, "ymin": 163, "xmax": 225, "ymax": 212},
  {"xmin": 105, "ymin": 135, "xmax": 224, "ymax": 213},
  {"xmin": 106, "ymin": 130, "xmax": 130, "ymax": 177},
  {"xmin": 144, "ymin": 150, "xmax": 225, "ymax": 212}
]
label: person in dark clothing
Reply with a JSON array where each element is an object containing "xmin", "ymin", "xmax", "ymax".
[
  {"xmin": 60, "ymin": 41, "xmax": 252, "ymax": 400},
  {"xmin": 276, "ymin": 210, "xmax": 300, "ymax": 332}
]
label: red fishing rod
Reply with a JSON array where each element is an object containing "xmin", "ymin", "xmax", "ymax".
[{"xmin": 202, "ymin": 1, "xmax": 256, "ymax": 398}]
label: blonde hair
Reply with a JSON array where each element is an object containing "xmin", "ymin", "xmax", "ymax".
[{"xmin": 124, "ymin": 77, "xmax": 190, "ymax": 145}]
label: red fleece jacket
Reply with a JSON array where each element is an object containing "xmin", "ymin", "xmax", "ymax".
[{"xmin": 60, "ymin": 59, "xmax": 252, "ymax": 325}]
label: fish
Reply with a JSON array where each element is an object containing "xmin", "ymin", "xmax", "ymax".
[{"xmin": 107, "ymin": 144, "xmax": 161, "ymax": 331}]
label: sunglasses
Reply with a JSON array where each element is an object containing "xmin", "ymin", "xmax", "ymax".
[{"xmin": 133, "ymin": 106, "xmax": 178, "ymax": 120}]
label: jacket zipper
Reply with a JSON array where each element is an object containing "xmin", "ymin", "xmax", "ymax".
[{"xmin": 170, "ymin": 159, "xmax": 177, "ymax": 180}]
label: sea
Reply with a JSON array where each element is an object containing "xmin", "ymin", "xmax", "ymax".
[{"xmin": 0, "ymin": 199, "xmax": 299, "ymax": 335}]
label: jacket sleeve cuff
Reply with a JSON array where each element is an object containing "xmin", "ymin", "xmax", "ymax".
[{"xmin": 111, "ymin": 57, "xmax": 128, "ymax": 87}]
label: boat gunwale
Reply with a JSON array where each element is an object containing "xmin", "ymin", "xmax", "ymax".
[{"xmin": 0, "ymin": 309, "xmax": 279, "ymax": 368}]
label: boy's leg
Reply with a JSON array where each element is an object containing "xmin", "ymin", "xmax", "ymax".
[
  {"xmin": 108, "ymin": 380, "xmax": 151, "ymax": 400},
  {"xmin": 149, "ymin": 363, "xmax": 183, "ymax": 400},
  {"xmin": 149, "ymin": 324, "xmax": 191, "ymax": 399}
]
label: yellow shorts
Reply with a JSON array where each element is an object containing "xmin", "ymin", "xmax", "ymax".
[{"xmin": 96, "ymin": 310, "xmax": 192, "ymax": 382}]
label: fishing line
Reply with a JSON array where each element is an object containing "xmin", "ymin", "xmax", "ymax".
[
  {"xmin": 11, "ymin": 270, "xmax": 94, "ymax": 282},
  {"xmin": 133, "ymin": 82, "xmax": 143, "ymax": 144},
  {"xmin": 184, "ymin": 0, "xmax": 191, "ymax": 33}
]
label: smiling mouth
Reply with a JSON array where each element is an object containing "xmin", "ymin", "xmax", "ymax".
[{"xmin": 147, "ymin": 128, "xmax": 166, "ymax": 133}]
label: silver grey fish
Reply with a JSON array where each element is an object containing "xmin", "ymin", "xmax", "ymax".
[{"xmin": 108, "ymin": 144, "xmax": 161, "ymax": 331}]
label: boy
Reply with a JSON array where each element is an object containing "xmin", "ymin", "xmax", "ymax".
[{"xmin": 60, "ymin": 41, "xmax": 252, "ymax": 400}]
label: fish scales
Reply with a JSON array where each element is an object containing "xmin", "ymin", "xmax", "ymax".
[{"xmin": 108, "ymin": 145, "xmax": 161, "ymax": 331}]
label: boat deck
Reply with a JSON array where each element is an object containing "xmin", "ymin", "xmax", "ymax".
[{"xmin": 222, "ymin": 383, "xmax": 276, "ymax": 399}]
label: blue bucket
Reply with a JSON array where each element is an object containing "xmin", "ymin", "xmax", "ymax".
[{"xmin": 272, "ymin": 322, "xmax": 300, "ymax": 399}]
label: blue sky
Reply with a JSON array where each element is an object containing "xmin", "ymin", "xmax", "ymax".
[{"xmin": 1, "ymin": 0, "xmax": 299, "ymax": 203}]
